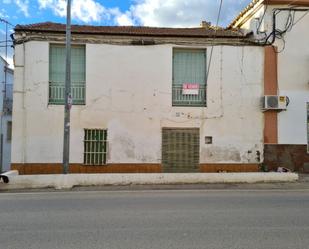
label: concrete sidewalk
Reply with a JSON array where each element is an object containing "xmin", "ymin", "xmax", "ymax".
[{"xmin": 0, "ymin": 172, "xmax": 299, "ymax": 190}]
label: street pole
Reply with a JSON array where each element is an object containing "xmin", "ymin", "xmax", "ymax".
[{"xmin": 63, "ymin": 0, "xmax": 72, "ymax": 174}]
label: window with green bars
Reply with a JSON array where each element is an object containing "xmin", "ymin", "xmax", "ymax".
[
  {"xmin": 49, "ymin": 44, "xmax": 86, "ymax": 105},
  {"xmin": 84, "ymin": 129, "xmax": 108, "ymax": 165},
  {"xmin": 172, "ymin": 48, "xmax": 207, "ymax": 107}
]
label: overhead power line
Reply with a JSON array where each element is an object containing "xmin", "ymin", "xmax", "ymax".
[
  {"xmin": 0, "ymin": 18, "xmax": 13, "ymax": 27},
  {"xmin": 206, "ymin": 0, "xmax": 223, "ymax": 84}
]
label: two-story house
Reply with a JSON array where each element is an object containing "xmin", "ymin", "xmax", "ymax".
[{"xmin": 11, "ymin": 0, "xmax": 309, "ymax": 174}]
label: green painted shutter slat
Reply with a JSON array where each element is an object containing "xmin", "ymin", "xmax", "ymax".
[
  {"xmin": 172, "ymin": 49, "xmax": 206, "ymax": 107},
  {"xmin": 49, "ymin": 45, "xmax": 85, "ymax": 105},
  {"xmin": 162, "ymin": 128, "xmax": 200, "ymax": 173}
]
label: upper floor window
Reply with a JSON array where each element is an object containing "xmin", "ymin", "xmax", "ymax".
[
  {"xmin": 172, "ymin": 48, "xmax": 206, "ymax": 107},
  {"xmin": 49, "ymin": 44, "xmax": 86, "ymax": 105}
]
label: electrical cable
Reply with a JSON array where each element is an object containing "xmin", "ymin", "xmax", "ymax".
[
  {"xmin": 0, "ymin": 18, "xmax": 14, "ymax": 27},
  {"xmin": 206, "ymin": 0, "xmax": 223, "ymax": 84},
  {"xmin": 292, "ymin": 9, "xmax": 309, "ymax": 26},
  {"xmin": 256, "ymin": 0, "xmax": 269, "ymax": 39},
  {"xmin": 262, "ymin": 7, "xmax": 308, "ymax": 52}
]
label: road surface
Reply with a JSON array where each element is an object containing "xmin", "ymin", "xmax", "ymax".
[{"xmin": 0, "ymin": 189, "xmax": 309, "ymax": 249}]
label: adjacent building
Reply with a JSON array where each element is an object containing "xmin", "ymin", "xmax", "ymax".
[
  {"xmin": 0, "ymin": 56, "xmax": 13, "ymax": 172},
  {"xmin": 229, "ymin": 0, "xmax": 309, "ymax": 171},
  {"xmin": 11, "ymin": 0, "xmax": 309, "ymax": 174}
]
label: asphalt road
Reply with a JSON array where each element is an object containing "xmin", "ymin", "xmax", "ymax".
[{"xmin": 0, "ymin": 190, "xmax": 309, "ymax": 249}]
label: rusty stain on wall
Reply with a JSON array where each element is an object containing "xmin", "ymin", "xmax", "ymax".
[{"xmin": 264, "ymin": 46, "xmax": 278, "ymax": 144}]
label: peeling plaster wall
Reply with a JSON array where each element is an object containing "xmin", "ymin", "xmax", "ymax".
[{"xmin": 12, "ymin": 41, "xmax": 264, "ymax": 164}]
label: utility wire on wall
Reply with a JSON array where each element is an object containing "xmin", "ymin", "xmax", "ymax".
[
  {"xmin": 206, "ymin": 0, "xmax": 223, "ymax": 84},
  {"xmin": 253, "ymin": 0, "xmax": 309, "ymax": 51}
]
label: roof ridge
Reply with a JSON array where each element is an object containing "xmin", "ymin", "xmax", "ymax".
[
  {"xmin": 16, "ymin": 21, "xmax": 221, "ymax": 30},
  {"xmin": 14, "ymin": 21, "xmax": 247, "ymax": 39}
]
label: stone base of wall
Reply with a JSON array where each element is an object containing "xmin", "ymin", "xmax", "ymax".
[
  {"xmin": 264, "ymin": 144, "xmax": 309, "ymax": 172},
  {"xmin": 11, "ymin": 163, "xmax": 260, "ymax": 174},
  {"xmin": 200, "ymin": 164, "xmax": 259, "ymax": 173}
]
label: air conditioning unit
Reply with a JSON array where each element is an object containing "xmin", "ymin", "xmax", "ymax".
[{"xmin": 262, "ymin": 95, "xmax": 288, "ymax": 111}]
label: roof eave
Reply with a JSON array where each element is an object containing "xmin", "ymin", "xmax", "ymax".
[{"xmin": 14, "ymin": 29, "xmax": 246, "ymax": 39}]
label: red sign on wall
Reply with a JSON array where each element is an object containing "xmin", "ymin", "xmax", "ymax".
[{"xmin": 182, "ymin": 83, "xmax": 199, "ymax": 95}]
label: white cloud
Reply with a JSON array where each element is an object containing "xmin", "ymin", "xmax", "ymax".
[
  {"xmin": 36, "ymin": 0, "xmax": 250, "ymax": 27},
  {"xmin": 0, "ymin": 8, "xmax": 9, "ymax": 19},
  {"xmin": 109, "ymin": 8, "xmax": 134, "ymax": 26},
  {"xmin": 128, "ymin": 0, "xmax": 251, "ymax": 27},
  {"xmin": 15, "ymin": 0, "xmax": 30, "ymax": 17},
  {"xmin": 38, "ymin": 0, "xmax": 108, "ymax": 23},
  {"xmin": 73, "ymin": 0, "xmax": 107, "ymax": 22},
  {"xmin": 3, "ymin": 0, "xmax": 30, "ymax": 17}
]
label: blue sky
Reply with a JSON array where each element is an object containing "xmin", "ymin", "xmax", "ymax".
[{"xmin": 0, "ymin": 0, "xmax": 252, "ymax": 66}]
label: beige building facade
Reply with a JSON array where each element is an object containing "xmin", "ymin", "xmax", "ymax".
[{"xmin": 11, "ymin": 0, "xmax": 309, "ymax": 174}]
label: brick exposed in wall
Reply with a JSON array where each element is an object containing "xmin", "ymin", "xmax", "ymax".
[{"xmin": 264, "ymin": 144, "xmax": 309, "ymax": 172}]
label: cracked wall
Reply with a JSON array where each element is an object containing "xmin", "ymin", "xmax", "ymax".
[{"xmin": 11, "ymin": 41, "xmax": 264, "ymax": 164}]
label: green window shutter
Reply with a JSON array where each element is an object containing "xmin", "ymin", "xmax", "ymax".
[
  {"xmin": 49, "ymin": 45, "xmax": 86, "ymax": 105},
  {"xmin": 162, "ymin": 128, "xmax": 200, "ymax": 173},
  {"xmin": 172, "ymin": 49, "xmax": 206, "ymax": 107}
]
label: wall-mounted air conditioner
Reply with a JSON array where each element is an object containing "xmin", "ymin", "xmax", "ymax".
[{"xmin": 262, "ymin": 95, "xmax": 288, "ymax": 111}]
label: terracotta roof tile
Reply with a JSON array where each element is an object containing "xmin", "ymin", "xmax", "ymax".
[
  {"xmin": 228, "ymin": 0, "xmax": 309, "ymax": 28},
  {"xmin": 15, "ymin": 22, "xmax": 247, "ymax": 38},
  {"xmin": 228, "ymin": 0, "xmax": 261, "ymax": 28}
]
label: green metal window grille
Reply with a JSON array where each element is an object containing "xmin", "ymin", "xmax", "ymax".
[
  {"xmin": 162, "ymin": 128, "xmax": 200, "ymax": 173},
  {"xmin": 172, "ymin": 49, "xmax": 206, "ymax": 107},
  {"xmin": 49, "ymin": 44, "xmax": 86, "ymax": 105},
  {"xmin": 84, "ymin": 129, "xmax": 107, "ymax": 165}
]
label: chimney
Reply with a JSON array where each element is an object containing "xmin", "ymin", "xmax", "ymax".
[{"xmin": 200, "ymin": 21, "xmax": 211, "ymax": 28}]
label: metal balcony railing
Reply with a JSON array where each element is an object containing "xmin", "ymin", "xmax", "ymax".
[
  {"xmin": 49, "ymin": 81, "xmax": 85, "ymax": 105},
  {"xmin": 172, "ymin": 85, "xmax": 206, "ymax": 107}
]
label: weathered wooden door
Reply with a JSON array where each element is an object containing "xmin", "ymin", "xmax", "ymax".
[{"xmin": 162, "ymin": 128, "xmax": 200, "ymax": 172}]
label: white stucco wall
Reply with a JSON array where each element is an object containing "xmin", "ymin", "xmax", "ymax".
[
  {"xmin": 12, "ymin": 41, "xmax": 264, "ymax": 165},
  {"xmin": 240, "ymin": 5, "xmax": 309, "ymax": 145},
  {"xmin": 274, "ymin": 10, "xmax": 309, "ymax": 144}
]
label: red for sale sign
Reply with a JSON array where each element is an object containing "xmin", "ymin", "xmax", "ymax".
[{"xmin": 182, "ymin": 83, "xmax": 199, "ymax": 95}]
